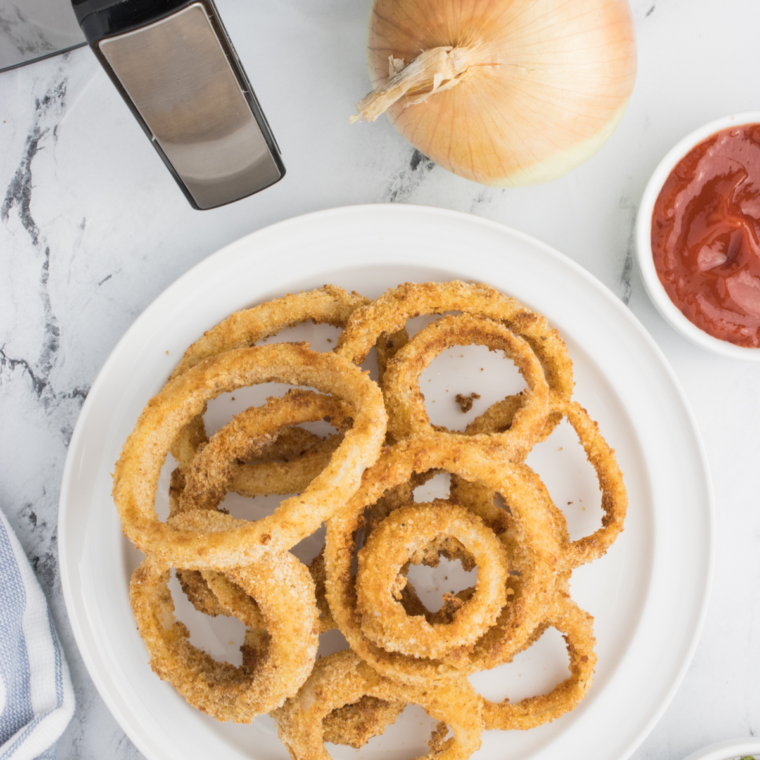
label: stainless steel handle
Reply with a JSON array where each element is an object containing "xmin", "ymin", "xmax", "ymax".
[{"xmin": 98, "ymin": 2, "xmax": 284, "ymax": 209}]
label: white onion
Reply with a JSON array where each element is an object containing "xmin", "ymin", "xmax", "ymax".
[{"xmin": 354, "ymin": 0, "xmax": 637, "ymax": 187}]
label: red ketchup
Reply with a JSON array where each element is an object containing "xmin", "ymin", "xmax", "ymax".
[{"xmin": 651, "ymin": 124, "xmax": 760, "ymax": 348}]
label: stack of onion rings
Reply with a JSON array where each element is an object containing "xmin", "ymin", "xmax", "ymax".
[{"xmin": 112, "ymin": 280, "xmax": 627, "ymax": 758}]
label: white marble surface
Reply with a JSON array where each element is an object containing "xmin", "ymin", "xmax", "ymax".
[{"xmin": 1, "ymin": 0, "xmax": 759, "ymax": 758}]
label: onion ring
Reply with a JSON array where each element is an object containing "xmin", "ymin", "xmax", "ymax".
[
  {"xmin": 113, "ymin": 342, "xmax": 386, "ymax": 568},
  {"xmin": 129, "ymin": 547, "xmax": 319, "ymax": 721},
  {"xmin": 169, "ymin": 285, "xmax": 367, "ymax": 482},
  {"xmin": 556, "ymin": 399, "xmax": 628, "ymax": 569},
  {"xmin": 336, "ymin": 281, "xmax": 573, "ymax": 434},
  {"xmin": 171, "ymin": 285, "xmax": 368, "ymax": 379},
  {"xmin": 356, "ymin": 500, "xmax": 509, "ymax": 659},
  {"xmin": 324, "ymin": 437, "xmax": 563, "ymax": 684},
  {"xmin": 452, "ymin": 397, "xmax": 627, "ymax": 571},
  {"xmin": 272, "ymin": 649, "xmax": 483, "ymax": 760},
  {"xmin": 482, "ymin": 595, "xmax": 596, "ymax": 730},
  {"xmin": 382, "ymin": 314, "xmax": 549, "ymax": 459},
  {"xmin": 170, "ymin": 391, "xmax": 353, "ymax": 628},
  {"xmin": 169, "ymin": 390, "xmax": 353, "ymax": 628},
  {"xmin": 174, "ymin": 425, "xmax": 345, "ymax": 498},
  {"xmin": 176, "ymin": 389, "xmax": 354, "ymax": 514}
]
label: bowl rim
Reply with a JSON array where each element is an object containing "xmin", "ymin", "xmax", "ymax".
[
  {"xmin": 681, "ymin": 737, "xmax": 760, "ymax": 760},
  {"xmin": 635, "ymin": 111, "xmax": 760, "ymax": 361}
]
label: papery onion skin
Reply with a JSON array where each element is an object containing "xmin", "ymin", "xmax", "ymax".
[{"xmin": 364, "ymin": 0, "xmax": 637, "ymax": 187}]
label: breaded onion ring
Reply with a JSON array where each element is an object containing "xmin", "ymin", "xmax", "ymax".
[
  {"xmin": 129, "ymin": 548, "xmax": 319, "ymax": 721},
  {"xmin": 482, "ymin": 595, "xmax": 596, "ymax": 731},
  {"xmin": 356, "ymin": 500, "xmax": 509, "ymax": 659},
  {"xmin": 382, "ymin": 314, "xmax": 549, "ymax": 459},
  {"xmin": 171, "ymin": 285, "xmax": 368, "ymax": 378},
  {"xmin": 169, "ymin": 391, "xmax": 353, "ymax": 628},
  {"xmin": 557, "ymin": 400, "xmax": 628, "ymax": 569},
  {"xmin": 272, "ymin": 649, "xmax": 483, "ymax": 760},
  {"xmin": 336, "ymin": 281, "xmax": 573, "ymax": 434},
  {"xmin": 176, "ymin": 390, "xmax": 354, "ymax": 514},
  {"xmin": 174, "ymin": 424, "xmax": 346, "ymax": 498},
  {"xmin": 451, "ymin": 398, "xmax": 627, "ymax": 571},
  {"xmin": 113, "ymin": 343, "xmax": 386, "ymax": 568},
  {"xmin": 169, "ymin": 285, "xmax": 367, "ymax": 483},
  {"xmin": 324, "ymin": 437, "xmax": 563, "ymax": 684}
]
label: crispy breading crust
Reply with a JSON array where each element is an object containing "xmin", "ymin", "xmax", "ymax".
[
  {"xmin": 169, "ymin": 285, "xmax": 368, "ymax": 489},
  {"xmin": 382, "ymin": 314, "xmax": 550, "ymax": 460},
  {"xmin": 273, "ymin": 650, "xmax": 483, "ymax": 760},
  {"xmin": 321, "ymin": 696, "xmax": 405, "ymax": 748},
  {"xmin": 336, "ymin": 281, "xmax": 574, "ymax": 436},
  {"xmin": 356, "ymin": 501, "xmax": 509, "ymax": 659},
  {"xmin": 324, "ymin": 438, "xmax": 564, "ymax": 684},
  {"xmin": 113, "ymin": 343, "xmax": 387, "ymax": 568},
  {"xmin": 129, "ymin": 546, "xmax": 319, "ymax": 722}
]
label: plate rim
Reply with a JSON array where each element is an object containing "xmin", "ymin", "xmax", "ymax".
[
  {"xmin": 58, "ymin": 203, "xmax": 715, "ymax": 760},
  {"xmin": 682, "ymin": 737, "xmax": 760, "ymax": 760}
]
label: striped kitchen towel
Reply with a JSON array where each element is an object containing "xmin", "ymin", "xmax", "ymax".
[{"xmin": 0, "ymin": 509, "xmax": 74, "ymax": 760}]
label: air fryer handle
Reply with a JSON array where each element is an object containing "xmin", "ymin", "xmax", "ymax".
[{"xmin": 72, "ymin": 0, "xmax": 285, "ymax": 210}]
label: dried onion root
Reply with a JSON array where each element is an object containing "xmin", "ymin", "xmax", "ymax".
[
  {"xmin": 272, "ymin": 650, "xmax": 483, "ymax": 760},
  {"xmin": 356, "ymin": 500, "xmax": 509, "ymax": 659},
  {"xmin": 129, "ymin": 547, "xmax": 319, "ymax": 721}
]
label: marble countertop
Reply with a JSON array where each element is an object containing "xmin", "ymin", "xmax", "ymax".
[{"xmin": 1, "ymin": 0, "xmax": 759, "ymax": 758}]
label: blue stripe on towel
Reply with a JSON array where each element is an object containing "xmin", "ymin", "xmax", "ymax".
[{"xmin": 0, "ymin": 520, "xmax": 34, "ymax": 745}]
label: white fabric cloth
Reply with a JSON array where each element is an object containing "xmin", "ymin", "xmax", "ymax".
[{"xmin": 0, "ymin": 509, "xmax": 74, "ymax": 760}]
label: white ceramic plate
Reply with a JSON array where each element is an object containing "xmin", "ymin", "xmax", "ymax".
[{"xmin": 59, "ymin": 205, "xmax": 713, "ymax": 760}]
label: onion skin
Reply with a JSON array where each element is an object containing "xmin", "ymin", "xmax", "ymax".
[{"xmin": 364, "ymin": 0, "xmax": 637, "ymax": 187}]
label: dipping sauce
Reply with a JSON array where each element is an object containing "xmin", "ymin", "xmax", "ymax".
[{"xmin": 651, "ymin": 124, "xmax": 760, "ymax": 348}]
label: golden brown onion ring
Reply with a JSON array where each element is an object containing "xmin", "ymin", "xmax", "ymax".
[
  {"xmin": 482, "ymin": 595, "xmax": 596, "ymax": 730},
  {"xmin": 324, "ymin": 437, "xmax": 563, "ymax": 684},
  {"xmin": 336, "ymin": 281, "xmax": 573, "ymax": 435},
  {"xmin": 129, "ymin": 548, "xmax": 319, "ymax": 722},
  {"xmin": 556, "ymin": 400, "xmax": 628, "ymax": 569},
  {"xmin": 356, "ymin": 500, "xmax": 509, "ymax": 659},
  {"xmin": 113, "ymin": 343, "xmax": 386, "ymax": 568},
  {"xmin": 171, "ymin": 285, "xmax": 368, "ymax": 379},
  {"xmin": 382, "ymin": 314, "xmax": 549, "ymax": 460},
  {"xmin": 171, "ymin": 391, "xmax": 353, "ymax": 629},
  {"xmin": 452, "ymin": 396, "xmax": 627, "ymax": 570},
  {"xmin": 176, "ymin": 389, "xmax": 354, "ymax": 514},
  {"xmin": 174, "ymin": 425, "xmax": 344, "ymax": 498},
  {"xmin": 169, "ymin": 285, "xmax": 367, "ymax": 481},
  {"xmin": 272, "ymin": 649, "xmax": 483, "ymax": 760}
]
